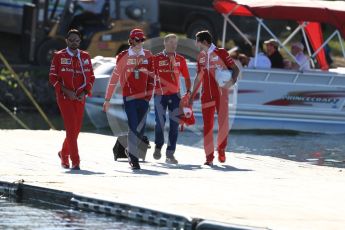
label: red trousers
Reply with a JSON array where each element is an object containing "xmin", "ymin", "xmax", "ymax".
[
  {"xmin": 57, "ymin": 98, "xmax": 85, "ymax": 167},
  {"xmin": 201, "ymin": 88, "xmax": 229, "ymax": 159}
]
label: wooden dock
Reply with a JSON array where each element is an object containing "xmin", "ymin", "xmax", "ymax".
[{"xmin": 0, "ymin": 130, "xmax": 344, "ymax": 230}]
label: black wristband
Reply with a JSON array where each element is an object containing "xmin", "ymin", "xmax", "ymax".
[{"xmin": 105, "ymin": 98, "xmax": 110, "ymax": 102}]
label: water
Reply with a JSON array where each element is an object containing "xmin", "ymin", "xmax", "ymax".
[
  {"xmin": 0, "ymin": 198, "xmax": 168, "ymax": 230},
  {"xmin": 1, "ymin": 110, "xmax": 345, "ymax": 167}
]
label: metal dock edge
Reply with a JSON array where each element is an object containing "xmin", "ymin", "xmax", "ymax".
[{"xmin": 0, "ymin": 180, "xmax": 269, "ymax": 230}]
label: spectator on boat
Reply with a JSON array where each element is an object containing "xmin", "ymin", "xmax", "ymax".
[
  {"xmin": 103, "ymin": 28, "xmax": 154, "ymax": 170},
  {"xmin": 238, "ymin": 53, "xmax": 249, "ymax": 67},
  {"xmin": 248, "ymin": 44, "xmax": 271, "ymax": 69},
  {"xmin": 228, "ymin": 46, "xmax": 243, "ymax": 69},
  {"xmin": 290, "ymin": 42, "xmax": 311, "ymax": 71},
  {"xmin": 264, "ymin": 39, "xmax": 284, "ymax": 68},
  {"xmin": 49, "ymin": 29, "xmax": 95, "ymax": 170},
  {"xmin": 152, "ymin": 34, "xmax": 191, "ymax": 164},
  {"xmin": 189, "ymin": 30, "xmax": 240, "ymax": 166}
]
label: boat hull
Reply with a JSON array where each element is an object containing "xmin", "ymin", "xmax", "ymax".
[{"xmin": 86, "ymin": 67, "xmax": 345, "ymax": 134}]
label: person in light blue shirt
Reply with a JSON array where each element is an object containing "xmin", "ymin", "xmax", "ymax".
[{"xmin": 247, "ymin": 44, "xmax": 271, "ymax": 69}]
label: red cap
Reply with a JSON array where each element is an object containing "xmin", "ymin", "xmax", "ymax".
[{"xmin": 129, "ymin": 28, "xmax": 145, "ymax": 40}]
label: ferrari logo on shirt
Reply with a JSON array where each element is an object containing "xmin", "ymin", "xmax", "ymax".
[
  {"xmin": 127, "ymin": 59, "xmax": 136, "ymax": 65},
  {"xmin": 159, "ymin": 60, "xmax": 168, "ymax": 66},
  {"xmin": 61, "ymin": 58, "xmax": 71, "ymax": 65},
  {"xmin": 199, "ymin": 57, "xmax": 206, "ymax": 64},
  {"xmin": 212, "ymin": 56, "xmax": 219, "ymax": 61}
]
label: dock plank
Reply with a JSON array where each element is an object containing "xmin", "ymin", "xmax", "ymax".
[{"xmin": 0, "ymin": 130, "xmax": 344, "ymax": 230}]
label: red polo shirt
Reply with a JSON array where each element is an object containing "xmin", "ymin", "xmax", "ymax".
[
  {"xmin": 197, "ymin": 44, "xmax": 235, "ymax": 102},
  {"xmin": 154, "ymin": 51, "xmax": 190, "ymax": 95},
  {"xmin": 105, "ymin": 48, "xmax": 155, "ymax": 100}
]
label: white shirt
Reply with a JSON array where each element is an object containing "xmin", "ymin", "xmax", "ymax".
[
  {"xmin": 248, "ymin": 52, "xmax": 271, "ymax": 69},
  {"xmin": 206, "ymin": 43, "xmax": 217, "ymax": 69},
  {"xmin": 128, "ymin": 47, "xmax": 145, "ymax": 56},
  {"xmin": 295, "ymin": 52, "xmax": 311, "ymax": 71}
]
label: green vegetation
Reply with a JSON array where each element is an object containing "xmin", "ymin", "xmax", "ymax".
[{"xmin": 0, "ymin": 68, "xmax": 18, "ymax": 88}]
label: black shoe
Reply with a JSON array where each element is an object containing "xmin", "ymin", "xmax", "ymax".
[
  {"xmin": 71, "ymin": 165, "xmax": 80, "ymax": 170},
  {"xmin": 166, "ymin": 156, "xmax": 178, "ymax": 164},
  {"xmin": 204, "ymin": 161, "xmax": 213, "ymax": 166},
  {"xmin": 153, "ymin": 147, "xmax": 161, "ymax": 160},
  {"xmin": 129, "ymin": 161, "xmax": 141, "ymax": 170}
]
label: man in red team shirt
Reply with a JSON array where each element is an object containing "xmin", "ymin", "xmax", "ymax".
[
  {"xmin": 153, "ymin": 34, "xmax": 191, "ymax": 164},
  {"xmin": 103, "ymin": 28, "xmax": 154, "ymax": 170},
  {"xmin": 49, "ymin": 29, "xmax": 95, "ymax": 170},
  {"xmin": 190, "ymin": 30, "xmax": 239, "ymax": 166}
]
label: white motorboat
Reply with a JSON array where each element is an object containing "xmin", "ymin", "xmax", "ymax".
[{"xmin": 85, "ymin": 0, "xmax": 345, "ymax": 134}]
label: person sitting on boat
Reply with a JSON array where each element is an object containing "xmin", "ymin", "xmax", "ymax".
[
  {"xmin": 290, "ymin": 42, "xmax": 311, "ymax": 71},
  {"xmin": 103, "ymin": 28, "xmax": 154, "ymax": 170},
  {"xmin": 264, "ymin": 39, "xmax": 284, "ymax": 68},
  {"xmin": 248, "ymin": 44, "xmax": 271, "ymax": 69},
  {"xmin": 228, "ymin": 46, "xmax": 243, "ymax": 69},
  {"xmin": 190, "ymin": 30, "xmax": 240, "ymax": 166},
  {"xmin": 152, "ymin": 34, "xmax": 191, "ymax": 164}
]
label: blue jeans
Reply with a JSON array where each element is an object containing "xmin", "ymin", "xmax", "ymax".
[
  {"xmin": 154, "ymin": 93, "xmax": 181, "ymax": 157},
  {"xmin": 123, "ymin": 97, "xmax": 149, "ymax": 161}
]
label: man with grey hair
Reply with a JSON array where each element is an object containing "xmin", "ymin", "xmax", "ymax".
[
  {"xmin": 152, "ymin": 34, "xmax": 191, "ymax": 164},
  {"xmin": 290, "ymin": 42, "xmax": 311, "ymax": 71}
]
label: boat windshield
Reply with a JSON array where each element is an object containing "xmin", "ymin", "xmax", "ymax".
[{"xmin": 94, "ymin": 63, "xmax": 115, "ymax": 76}]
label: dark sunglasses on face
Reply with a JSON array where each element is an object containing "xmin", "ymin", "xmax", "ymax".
[
  {"xmin": 68, "ymin": 39, "xmax": 81, "ymax": 43},
  {"xmin": 134, "ymin": 38, "xmax": 145, "ymax": 43}
]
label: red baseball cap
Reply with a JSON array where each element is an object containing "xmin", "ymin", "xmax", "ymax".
[{"xmin": 129, "ymin": 28, "xmax": 145, "ymax": 40}]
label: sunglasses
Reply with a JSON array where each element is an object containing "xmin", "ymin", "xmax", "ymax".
[
  {"xmin": 67, "ymin": 39, "xmax": 81, "ymax": 43},
  {"xmin": 133, "ymin": 38, "xmax": 145, "ymax": 43}
]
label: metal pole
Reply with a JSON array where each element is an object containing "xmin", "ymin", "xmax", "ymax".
[
  {"xmin": 337, "ymin": 31, "xmax": 345, "ymax": 60},
  {"xmin": 0, "ymin": 102, "xmax": 29, "ymax": 129},
  {"xmin": 257, "ymin": 18, "xmax": 299, "ymax": 66},
  {"xmin": 301, "ymin": 26, "xmax": 315, "ymax": 69},
  {"xmin": 254, "ymin": 18, "xmax": 262, "ymax": 68},
  {"xmin": 224, "ymin": 17, "xmax": 252, "ymax": 46},
  {"xmin": 282, "ymin": 22, "xmax": 306, "ymax": 46},
  {"xmin": 0, "ymin": 51, "xmax": 56, "ymax": 129},
  {"xmin": 221, "ymin": 15, "xmax": 227, "ymax": 48},
  {"xmin": 220, "ymin": 5, "xmax": 239, "ymax": 48},
  {"xmin": 311, "ymin": 30, "xmax": 338, "ymax": 59}
]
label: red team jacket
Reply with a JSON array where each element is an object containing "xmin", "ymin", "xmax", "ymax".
[
  {"xmin": 153, "ymin": 51, "xmax": 190, "ymax": 95},
  {"xmin": 197, "ymin": 44, "xmax": 235, "ymax": 102},
  {"xmin": 105, "ymin": 48, "xmax": 155, "ymax": 100},
  {"xmin": 49, "ymin": 48, "xmax": 95, "ymax": 99}
]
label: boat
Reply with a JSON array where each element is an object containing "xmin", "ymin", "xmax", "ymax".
[{"xmin": 86, "ymin": 0, "xmax": 345, "ymax": 134}]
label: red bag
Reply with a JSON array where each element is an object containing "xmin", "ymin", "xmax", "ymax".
[{"xmin": 179, "ymin": 93, "xmax": 195, "ymax": 131}]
